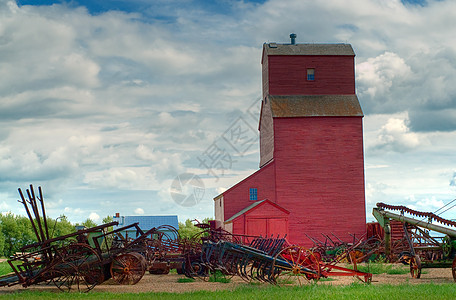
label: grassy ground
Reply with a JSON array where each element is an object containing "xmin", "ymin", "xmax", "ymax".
[
  {"xmin": 355, "ymin": 262, "xmax": 410, "ymax": 275},
  {"xmin": 1, "ymin": 283, "xmax": 456, "ymax": 300},
  {"xmin": 0, "ymin": 260, "xmax": 17, "ymax": 277}
]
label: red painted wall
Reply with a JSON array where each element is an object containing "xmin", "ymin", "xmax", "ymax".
[
  {"xmin": 219, "ymin": 46, "xmax": 366, "ymax": 248},
  {"xmin": 273, "ymin": 117, "xmax": 366, "ymax": 246},
  {"xmin": 230, "ymin": 200, "xmax": 289, "ymax": 241},
  {"xmin": 267, "ymin": 55, "xmax": 355, "ymax": 95},
  {"xmin": 223, "ymin": 162, "xmax": 276, "ymax": 222}
]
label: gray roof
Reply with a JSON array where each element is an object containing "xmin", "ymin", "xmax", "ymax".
[
  {"xmin": 224, "ymin": 199, "xmax": 290, "ymax": 223},
  {"xmin": 225, "ymin": 200, "xmax": 267, "ymax": 223},
  {"xmin": 263, "ymin": 43, "xmax": 355, "ymax": 56},
  {"xmin": 113, "ymin": 215, "xmax": 179, "ymax": 231},
  {"xmin": 269, "ymin": 95, "xmax": 363, "ymax": 117}
]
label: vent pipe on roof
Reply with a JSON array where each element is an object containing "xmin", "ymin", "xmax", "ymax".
[{"xmin": 290, "ymin": 33, "xmax": 297, "ymax": 45}]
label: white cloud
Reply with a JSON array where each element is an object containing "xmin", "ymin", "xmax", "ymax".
[
  {"xmin": 357, "ymin": 52, "xmax": 412, "ymax": 99},
  {"xmin": 450, "ymin": 172, "xmax": 456, "ymax": 188},
  {"xmin": 64, "ymin": 207, "xmax": 83, "ymax": 215},
  {"xmin": 409, "ymin": 196, "xmax": 445, "ymax": 212},
  {"xmin": 134, "ymin": 208, "xmax": 144, "ymax": 215},
  {"xmin": 89, "ymin": 212, "xmax": 100, "ymax": 222},
  {"xmin": 1, "ymin": 0, "xmax": 456, "ymax": 224},
  {"xmin": 369, "ymin": 114, "xmax": 421, "ymax": 153},
  {"xmin": 84, "ymin": 167, "xmax": 151, "ymax": 189},
  {"xmin": 0, "ymin": 201, "xmax": 10, "ymax": 211}
]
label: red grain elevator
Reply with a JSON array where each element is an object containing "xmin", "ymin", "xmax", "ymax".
[{"xmin": 214, "ymin": 35, "xmax": 366, "ymax": 246}]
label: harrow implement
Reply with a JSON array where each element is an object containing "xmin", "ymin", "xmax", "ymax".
[
  {"xmin": 0, "ymin": 185, "xmax": 164, "ymax": 292},
  {"xmin": 192, "ymin": 239, "xmax": 372, "ymax": 285}
]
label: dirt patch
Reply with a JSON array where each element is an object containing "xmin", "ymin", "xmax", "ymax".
[{"xmin": 0, "ymin": 267, "xmax": 454, "ymax": 294}]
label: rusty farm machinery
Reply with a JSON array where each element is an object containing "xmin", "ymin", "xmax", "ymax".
[
  {"xmin": 373, "ymin": 202, "xmax": 456, "ymax": 280},
  {"xmin": 193, "ymin": 238, "xmax": 372, "ymax": 284},
  {"xmin": 0, "ymin": 185, "xmax": 372, "ymax": 292},
  {"xmin": 0, "ymin": 185, "xmax": 175, "ymax": 291}
]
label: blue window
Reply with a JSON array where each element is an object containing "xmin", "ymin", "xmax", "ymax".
[
  {"xmin": 249, "ymin": 188, "xmax": 258, "ymax": 201},
  {"xmin": 307, "ymin": 68, "xmax": 315, "ymax": 81}
]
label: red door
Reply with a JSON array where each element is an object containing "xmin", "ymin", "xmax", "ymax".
[
  {"xmin": 268, "ymin": 218, "xmax": 288, "ymax": 237},
  {"xmin": 246, "ymin": 218, "xmax": 288, "ymax": 239},
  {"xmin": 246, "ymin": 218, "xmax": 267, "ymax": 237}
]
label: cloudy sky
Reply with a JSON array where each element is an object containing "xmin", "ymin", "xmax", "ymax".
[{"xmin": 1, "ymin": 0, "xmax": 455, "ymax": 225}]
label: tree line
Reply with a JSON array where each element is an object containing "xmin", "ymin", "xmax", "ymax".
[
  {"xmin": 0, "ymin": 213, "xmax": 112, "ymax": 257},
  {"xmin": 0, "ymin": 214, "xmax": 212, "ymax": 257}
]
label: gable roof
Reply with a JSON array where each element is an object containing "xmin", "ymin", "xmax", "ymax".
[
  {"xmin": 262, "ymin": 43, "xmax": 355, "ymax": 63},
  {"xmin": 269, "ymin": 95, "xmax": 363, "ymax": 118},
  {"xmin": 224, "ymin": 199, "xmax": 289, "ymax": 223},
  {"xmin": 113, "ymin": 215, "xmax": 179, "ymax": 231}
]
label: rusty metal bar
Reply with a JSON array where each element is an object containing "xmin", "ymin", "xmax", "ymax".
[
  {"xmin": 38, "ymin": 186, "xmax": 50, "ymax": 240},
  {"xmin": 21, "ymin": 221, "xmax": 118, "ymax": 251},
  {"xmin": 26, "ymin": 186, "xmax": 47, "ymax": 244},
  {"xmin": 18, "ymin": 188, "xmax": 41, "ymax": 243}
]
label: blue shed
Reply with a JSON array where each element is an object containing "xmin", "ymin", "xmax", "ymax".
[{"xmin": 112, "ymin": 214, "xmax": 179, "ymax": 240}]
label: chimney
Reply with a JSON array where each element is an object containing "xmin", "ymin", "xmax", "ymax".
[
  {"xmin": 290, "ymin": 33, "xmax": 297, "ymax": 45},
  {"xmin": 115, "ymin": 212, "xmax": 120, "ymax": 218}
]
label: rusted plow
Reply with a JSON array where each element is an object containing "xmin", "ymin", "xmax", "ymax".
[
  {"xmin": 188, "ymin": 238, "xmax": 372, "ymax": 285},
  {"xmin": 0, "ymin": 185, "xmax": 372, "ymax": 291},
  {"xmin": 307, "ymin": 231, "xmax": 384, "ymax": 264},
  {"xmin": 0, "ymin": 185, "xmax": 164, "ymax": 291}
]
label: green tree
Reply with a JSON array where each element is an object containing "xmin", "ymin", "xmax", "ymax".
[
  {"xmin": 100, "ymin": 215, "xmax": 114, "ymax": 250},
  {"xmin": 0, "ymin": 213, "xmax": 38, "ymax": 257},
  {"xmin": 0, "ymin": 222, "xmax": 5, "ymax": 257},
  {"xmin": 49, "ymin": 215, "xmax": 75, "ymax": 239},
  {"xmin": 102, "ymin": 215, "xmax": 113, "ymax": 224},
  {"xmin": 178, "ymin": 218, "xmax": 213, "ymax": 239},
  {"xmin": 76, "ymin": 218, "xmax": 98, "ymax": 229}
]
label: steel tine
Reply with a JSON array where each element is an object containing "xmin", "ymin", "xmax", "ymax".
[
  {"xmin": 18, "ymin": 188, "xmax": 41, "ymax": 243},
  {"xmin": 37, "ymin": 186, "xmax": 50, "ymax": 240},
  {"xmin": 26, "ymin": 187, "xmax": 45, "ymax": 238}
]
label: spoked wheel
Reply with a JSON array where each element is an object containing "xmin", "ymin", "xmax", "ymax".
[
  {"xmin": 55, "ymin": 243, "xmax": 104, "ymax": 292},
  {"xmin": 110, "ymin": 252, "xmax": 147, "ymax": 285},
  {"xmin": 49, "ymin": 269, "xmax": 73, "ymax": 292},
  {"xmin": 189, "ymin": 261, "xmax": 210, "ymax": 280},
  {"xmin": 410, "ymin": 254, "xmax": 422, "ymax": 279},
  {"xmin": 183, "ymin": 253, "xmax": 209, "ymax": 280},
  {"xmin": 272, "ymin": 246, "xmax": 321, "ymax": 286}
]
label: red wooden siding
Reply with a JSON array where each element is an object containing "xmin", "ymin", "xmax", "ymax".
[
  {"xmin": 229, "ymin": 200, "xmax": 290, "ymax": 241},
  {"xmin": 273, "ymin": 116, "xmax": 366, "ymax": 246},
  {"xmin": 267, "ymin": 55, "xmax": 355, "ymax": 96},
  {"xmin": 246, "ymin": 218, "xmax": 288, "ymax": 238},
  {"xmin": 222, "ymin": 162, "xmax": 276, "ymax": 222},
  {"xmin": 262, "ymin": 52, "xmax": 269, "ymax": 99},
  {"xmin": 216, "ymin": 43, "xmax": 366, "ymax": 248},
  {"xmin": 259, "ymin": 100, "xmax": 274, "ymax": 167},
  {"xmin": 367, "ymin": 221, "xmax": 406, "ymax": 242}
]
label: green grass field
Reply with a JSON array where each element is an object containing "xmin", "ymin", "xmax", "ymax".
[
  {"xmin": 355, "ymin": 262, "xmax": 410, "ymax": 275},
  {"xmin": 0, "ymin": 261, "xmax": 451, "ymax": 299},
  {"xmin": 0, "ymin": 284, "xmax": 455, "ymax": 300}
]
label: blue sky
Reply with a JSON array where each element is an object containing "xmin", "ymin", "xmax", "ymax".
[
  {"xmin": 1, "ymin": 0, "xmax": 456, "ymax": 225},
  {"xmin": 17, "ymin": 0, "xmax": 267, "ymax": 17}
]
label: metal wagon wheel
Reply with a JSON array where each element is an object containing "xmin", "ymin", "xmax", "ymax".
[
  {"xmin": 52, "ymin": 243, "xmax": 104, "ymax": 292},
  {"xmin": 272, "ymin": 246, "xmax": 321, "ymax": 286},
  {"xmin": 410, "ymin": 254, "xmax": 422, "ymax": 279},
  {"xmin": 110, "ymin": 252, "xmax": 147, "ymax": 285},
  {"xmin": 47, "ymin": 269, "xmax": 73, "ymax": 292},
  {"xmin": 184, "ymin": 259, "xmax": 210, "ymax": 281}
]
